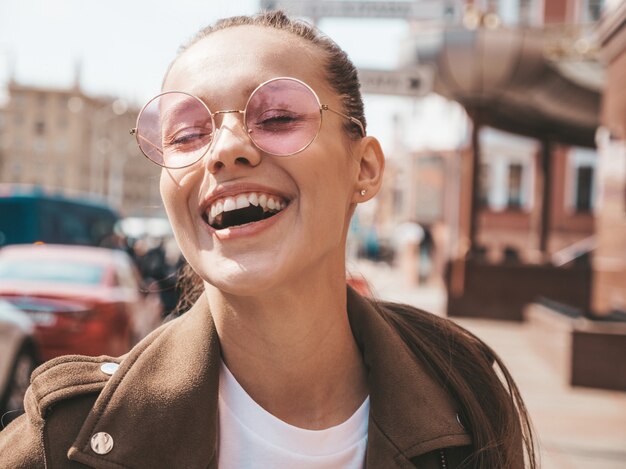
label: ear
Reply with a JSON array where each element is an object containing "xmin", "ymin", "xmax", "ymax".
[{"xmin": 351, "ymin": 136, "xmax": 385, "ymax": 203}]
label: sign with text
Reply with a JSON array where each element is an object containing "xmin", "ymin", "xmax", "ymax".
[
  {"xmin": 358, "ymin": 67, "xmax": 434, "ymax": 97},
  {"xmin": 260, "ymin": 0, "xmax": 459, "ymax": 21}
]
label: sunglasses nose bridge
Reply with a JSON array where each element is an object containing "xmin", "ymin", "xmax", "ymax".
[
  {"xmin": 203, "ymin": 110, "xmax": 261, "ymax": 172},
  {"xmin": 211, "ymin": 109, "xmax": 245, "ymax": 124},
  {"xmin": 210, "ymin": 109, "xmax": 251, "ymax": 144},
  {"xmin": 210, "ymin": 109, "xmax": 249, "ymax": 138}
]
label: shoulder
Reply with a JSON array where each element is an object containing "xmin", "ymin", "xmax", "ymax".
[
  {"xmin": 29, "ymin": 314, "xmax": 177, "ymax": 421},
  {"xmin": 0, "ymin": 355, "xmax": 119, "ymax": 468},
  {"xmin": 28, "ymin": 354, "xmax": 123, "ymax": 421},
  {"xmin": 0, "ymin": 319, "xmax": 177, "ymax": 467}
]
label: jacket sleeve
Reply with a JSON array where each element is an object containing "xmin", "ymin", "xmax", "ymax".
[{"xmin": 0, "ymin": 392, "xmax": 46, "ymax": 468}]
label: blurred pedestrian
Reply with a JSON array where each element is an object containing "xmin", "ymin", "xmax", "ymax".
[
  {"xmin": 393, "ymin": 220, "xmax": 424, "ymax": 286},
  {"xmin": 0, "ymin": 11, "xmax": 536, "ymax": 469}
]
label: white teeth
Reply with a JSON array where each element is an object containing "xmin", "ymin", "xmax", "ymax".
[
  {"xmin": 223, "ymin": 197, "xmax": 237, "ymax": 212},
  {"xmin": 206, "ymin": 192, "xmax": 288, "ymax": 226},
  {"xmin": 235, "ymin": 195, "xmax": 250, "ymax": 209}
]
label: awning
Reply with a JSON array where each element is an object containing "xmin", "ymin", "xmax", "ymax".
[{"xmin": 402, "ymin": 26, "xmax": 603, "ymax": 147}]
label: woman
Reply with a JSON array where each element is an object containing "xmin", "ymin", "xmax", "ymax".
[{"xmin": 0, "ymin": 11, "xmax": 535, "ymax": 469}]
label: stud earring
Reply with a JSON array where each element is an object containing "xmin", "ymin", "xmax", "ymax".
[{"xmin": 360, "ymin": 189, "xmax": 367, "ymax": 196}]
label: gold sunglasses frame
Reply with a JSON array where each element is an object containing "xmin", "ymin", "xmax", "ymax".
[{"xmin": 130, "ymin": 76, "xmax": 366, "ymax": 169}]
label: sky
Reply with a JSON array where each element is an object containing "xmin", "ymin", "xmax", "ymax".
[{"xmin": 0, "ymin": 0, "xmax": 467, "ymax": 153}]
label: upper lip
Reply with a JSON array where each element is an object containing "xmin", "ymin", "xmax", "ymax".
[{"xmin": 200, "ymin": 183, "xmax": 291, "ymax": 214}]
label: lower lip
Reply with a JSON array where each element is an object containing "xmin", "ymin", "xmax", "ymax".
[{"xmin": 205, "ymin": 205, "xmax": 289, "ymax": 241}]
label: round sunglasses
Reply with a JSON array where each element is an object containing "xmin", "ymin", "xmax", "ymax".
[{"xmin": 130, "ymin": 77, "xmax": 366, "ymax": 169}]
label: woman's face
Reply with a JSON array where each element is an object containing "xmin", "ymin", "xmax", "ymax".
[{"xmin": 161, "ymin": 26, "xmax": 362, "ymax": 295}]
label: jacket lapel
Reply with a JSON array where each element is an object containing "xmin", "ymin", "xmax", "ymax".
[{"xmin": 68, "ymin": 293, "xmax": 220, "ymax": 469}]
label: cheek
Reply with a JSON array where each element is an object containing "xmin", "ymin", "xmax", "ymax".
[
  {"xmin": 159, "ymin": 169, "xmax": 197, "ymax": 233},
  {"xmin": 159, "ymin": 170, "xmax": 179, "ymax": 217},
  {"xmin": 295, "ymin": 152, "xmax": 358, "ymax": 222},
  {"xmin": 320, "ymin": 150, "xmax": 358, "ymax": 197},
  {"xmin": 159, "ymin": 170, "xmax": 205, "ymax": 265}
]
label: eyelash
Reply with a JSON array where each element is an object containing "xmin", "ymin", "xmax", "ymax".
[{"xmin": 165, "ymin": 129, "xmax": 212, "ymax": 147}]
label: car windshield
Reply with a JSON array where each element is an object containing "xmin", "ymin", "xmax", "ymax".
[{"xmin": 0, "ymin": 259, "xmax": 105, "ymax": 285}]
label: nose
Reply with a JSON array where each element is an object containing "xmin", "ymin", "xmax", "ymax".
[{"xmin": 205, "ymin": 112, "xmax": 262, "ymax": 174}]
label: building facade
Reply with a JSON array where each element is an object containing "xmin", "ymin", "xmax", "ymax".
[
  {"xmin": 594, "ymin": 0, "xmax": 626, "ymax": 315},
  {"xmin": 476, "ymin": 128, "xmax": 596, "ymax": 263},
  {"xmin": 0, "ymin": 81, "xmax": 162, "ymax": 217}
]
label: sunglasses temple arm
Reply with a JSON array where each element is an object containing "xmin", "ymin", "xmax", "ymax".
[
  {"xmin": 136, "ymin": 133, "xmax": 164, "ymax": 156},
  {"xmin": 322, "ymin": 105, "xmax": 366, "ymax": 137}
]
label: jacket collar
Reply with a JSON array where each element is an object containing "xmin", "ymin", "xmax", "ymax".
[{"xmin": 68, "ymin": 289, "xmax": 468, "ymax": 469}]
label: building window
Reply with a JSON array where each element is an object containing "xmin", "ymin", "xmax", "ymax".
[
  {"xmin": 35, "ymin": 121, "xmax": 45, "ymax": 135},
  {"xmin": 569, "ymin": 147, "xmax": 596, "ymax": 213},
  {"xmin": 507, "ymin": 164, "xmax": 524, "ymax": 209},
  {"xmin": 519, "ymin": 0, "xmax": 533, "ymax": 25},
  {"xmin": 479, "ymin": 163, "xmax": 491, "ymax": 207},
  {"xmin": 574, "ymin": 165, "xmax": 594, "ymax": 212},
  {"xmin": 584, "ymin": 0, "xmax": 604, "ymax": 22}
]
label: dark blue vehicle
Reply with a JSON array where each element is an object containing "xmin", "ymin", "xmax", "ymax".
[{"xmin": 0, "ymin": 189, "xmax": 119, "ymax": 248}]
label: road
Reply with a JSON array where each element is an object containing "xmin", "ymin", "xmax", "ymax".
[{"xmin": 351, "ymin": 259, "xmax": 626, "ymax": 469}]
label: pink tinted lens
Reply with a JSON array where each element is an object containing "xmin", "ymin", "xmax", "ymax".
[
  {"xmin": 246, "ymin": 79, "xmax": 321, "ymax": 156},
  {"xmin": 136, "ymin": 92, "xmax": 213, "ymax": 168}
]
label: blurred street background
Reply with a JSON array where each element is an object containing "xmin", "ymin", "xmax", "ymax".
[{"xmin": 1, "ymin": 0, "xmax": 625, "ymax": 466}]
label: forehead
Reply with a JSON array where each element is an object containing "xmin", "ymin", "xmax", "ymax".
[{"xmin": 164, "ymin": 25, "xmax": 330, "ymax": 103}]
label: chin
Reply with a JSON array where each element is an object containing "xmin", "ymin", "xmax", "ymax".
[{"xmin": 194, "ymin": 251, "xmax": 293, "ymax": 297}]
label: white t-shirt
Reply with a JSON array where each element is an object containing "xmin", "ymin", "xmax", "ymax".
[{"xmin": 217, "ymin": 363, "xmax": 369, "ymax": 469}]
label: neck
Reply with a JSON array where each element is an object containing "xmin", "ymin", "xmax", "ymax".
[{"xmin": 206, "ymin": 263, "xmax": 368, "ymax": 430}]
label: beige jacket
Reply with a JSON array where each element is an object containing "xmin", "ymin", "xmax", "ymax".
[{"xmin": 0, "ymin": 289, "xmax": 473, "ymax": 468}]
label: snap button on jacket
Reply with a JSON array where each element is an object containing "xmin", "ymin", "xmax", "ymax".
[{"xmin": 0, "ymin": 289, "xmax": 474, "ymax": 468}]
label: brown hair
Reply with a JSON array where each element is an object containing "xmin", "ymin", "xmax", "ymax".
[{"xmin": 167, "ymin": 11, "xmax": 536, "ymax": 468}]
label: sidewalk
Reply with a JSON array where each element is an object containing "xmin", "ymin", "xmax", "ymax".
[{"xmin": 350, "ymin": 260, "xmax": 626, "ymax": 469}]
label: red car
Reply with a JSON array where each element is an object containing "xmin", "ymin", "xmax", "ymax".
[{"xmin": 0, "ymin": 244, "xmax": 162, "ymax": 361}]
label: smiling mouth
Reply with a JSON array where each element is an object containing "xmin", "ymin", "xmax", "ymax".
[{"xmin": 203, "ymin": 192, "xmax": 288, "ymax": 230}]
